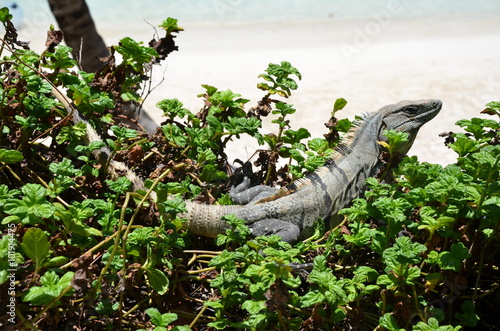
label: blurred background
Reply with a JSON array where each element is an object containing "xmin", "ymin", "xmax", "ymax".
[{"xmin": 2, "ymin": 0, "xmax": 500, "ymax": 165}]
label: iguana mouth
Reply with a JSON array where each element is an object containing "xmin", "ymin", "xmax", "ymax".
[{"xmin": 392, "ymin": 99, "xmax": 442, "ymax": 133}]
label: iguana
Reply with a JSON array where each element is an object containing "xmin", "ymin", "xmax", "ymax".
[
  {"xmin": 54, "ymin": 88, "xmax": 441, "ymax": 243},
  {"xmin": 180, "ymin": 99, "xmax": 442, "ymax": 243}
]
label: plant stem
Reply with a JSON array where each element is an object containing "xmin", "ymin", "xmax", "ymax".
[
  {"xmin": 411, "ymin": 285, "xmax": 426, "ymax": 322},
  {"xmin": 190, "ymin": 302, "xmax": 210, "ymax": 328},
  {"xmin": 473, "ymin": 220, "xmax": 500, "ymax": 300}
]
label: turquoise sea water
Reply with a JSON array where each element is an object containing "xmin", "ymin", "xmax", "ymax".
[
  {"xmin": 84, "ymin": 0, "xmax": 500, "ymax": 24},
  {"xmin": 5, "ymin": 0, "xmax": 500, "ymax": 30}
]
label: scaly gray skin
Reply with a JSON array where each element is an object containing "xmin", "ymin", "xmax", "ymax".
[{"xmin": 181, "ymin": 99, "xmax": 442, "ymax": 243}]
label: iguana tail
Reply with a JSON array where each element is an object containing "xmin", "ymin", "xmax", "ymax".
[{"xmin": 181, "ymin": 202, "xmax": 244, "ymax": 238}]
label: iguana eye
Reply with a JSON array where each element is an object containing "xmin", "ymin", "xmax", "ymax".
[{"xmin": 405, "ymin": 106, "xmax": 418, "ymax": 114}]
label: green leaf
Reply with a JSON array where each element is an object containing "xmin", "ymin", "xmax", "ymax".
[
  {"xmin": 273, "ymin": 101, "xmax": 296, "ymax": 117},
  {"xmin": 114, "ymin": 37, "xmax": 159, "ymax": 72},
  {"xmin": 438, "ymin": 242, "xmax": 471, "ymax": 271},
  {"xmin": 336, "ymin": 118, "xmax": 353, "ymax": 132},
  {"xmin": 300, "ymin": 290, "xmax": 324, "ymax": 307},
  {"xmin": 162, "ymin": 123, "xmax": 187, "ymax": 147},
  {"xmin": 20, "ymin": 228, "xmax": 50, "ymax": 273},
  {"xmin": 333, "ymin": 98, "xmax": 348, "ymax": 112},
  {"xmin": 144, "ymin": 267, "xmax": 169, "ymax": 295},
  {"xmin": 23, "ymin": 270, "xmax": 74, "ymax": 305},
  {"xmin": 455, "ymin": 300, "xmax": 479, "ymax": 327},
  {"xmin": 449, "ymin": 135, "xmax": 480, "ymax": 157},
  {"xmin": 44, "ymin": 45, "xmax": 77, "ymax": 69},
  {"xmin": 0, "ymin": 149, "xmax": 23, "ymax": 164},
  {"xmin": 1, "ymin": 215, "xmax": 20, "ymax": 224},
  {"xmin": 22, "ymin": 286, "xmax": 52, "ymax": 305},
  {"xmin": 204, "ymin": 300, "xmax": 224, "ymax": 309},
  {"xmin": 303, "ymin": 154, "xmax": 325, "ymax": 172},
  {"xmin": 45, "ymin": 256, "xmax": 69, "ymax": 267},
  {"xmin": 200, "ymin": 84, "xmax": 218, "ymax": 97},
  {"xmin": 157, "ymin": 98, "xmax": 192, "ymax": 120},
  {"xmin": 282, "ymin": 128, "xmax": 311, "ymax": 144},
  {"xmin": 266, "ymin": 61, "xmax": 302, "ymax": 80},
  {"xmin": 382, "ymin": 129, "xmax": 410, "ymax": 156},
  {"xmin": 58, "ymin": 206, "xmax": 103, "ymax": 237},
  {"xmin": 106, "ymin": 177, "xmax": 132, "ymax": 195},
  {"xmin": 207, "ymin": 319, "xmax": 232, "ymax": 330},
  {"xmin": 22, "ymin": 183, "xmax": 47, "ymax": 205},
  {"xmin": 159, "ymin": 17, "xmax": 184, "ymax": 35},
  {"xmin": 171, "ymin": 326, "xmax": 193, "ymax": 331},
  {"xmin": 353, "ymin": 266, "xmax": 379, "ymax": 282},
  {"xmin": 223, "ymin": 117, "xmax": 262, "ymax": 138},
  {"xmin": 199, "ymin": 164, "xmax": 228, "ymax": 183},
  {"xmin": 145, "ymin": 307, "xmax": 162, "ymax": 325},
  {"xmin": 455, "ymin": 117, "xmax": 499, "ymax": 139},
  {"xmin": 0, "ymin": 7, "xmax": 13, "ymax": 23},
  {"xmin": 241, "ymin": 300, "xmax": 265, "ymax": 314},
  {"xmin": 111, "ymin": 125, "xmax": 138, "ymax": 141},
  {"xmin": 383, "ymin": 236, "xmax": 426, "ymax": 272},
  {"xmin": 258, "ymin": 62, "xmax": 301, "ymax": 97},
  {"xmin": 429, "ymin": 307, "xmax": 446, "ymax": 323},
  {"xmin": 145, "ymin": 307, "xmax": 178, "ymax": 327},
  {"xmin": 483, "ymin": 101, "xmax": 500, "ymax": 116},
  {"xmin": 209, "ymin": 89, "xmax": 249, "ymax": 112},
  {"xmin": 379, "ymin": 313, "xmax": 404, "ymax": 331},
  {"xmin": 95, "ymin": 299, "xmax": 119, "ymax": 315},
  {"xmin": 418, "ymin": 215, "xmax": 455, "ymax": 238},
  {"xmin": 413, "ymin": 317, "xmax": 461, "ymax": 331},
  {"xmin": 377, "ymin": 274, "xmax": 396, "ymax": 288},
  {"xmin": 58, "ymin": 270, "xmax": 75, "ymax": 287},
  {"xmin": 49, "ymin": 158, "xmax": 81, "ymax": 177},
  {"xmin": 307, "ymin": 138, "xmax": 329, "ymax": 154}
]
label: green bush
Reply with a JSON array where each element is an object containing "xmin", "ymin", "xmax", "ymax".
[{"xmin": 0, "ymin": 10, "xmax": 498, "ymax": 330}]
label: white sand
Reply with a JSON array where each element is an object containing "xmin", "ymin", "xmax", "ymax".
[
  {"xmin": 16, "ymin": 7, "xmax": 500, "ymax": 166},
  {"xmin": 143, "ymin": 17, "xmax": 500, "ymax": 166}
]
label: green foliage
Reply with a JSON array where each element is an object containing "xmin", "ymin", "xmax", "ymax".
[
  {"xmin": 333, "ymin": 111, "xmax": 500, "ymax": 329},
  {"xmin": 0, "ymin": 148, "xmax": 23, "ymax": 164},
  {"xmin": 114, "ymin": 37, "xmax": 159, "ymax": 73},
  {"xmin": 159, "ymin": 17, "xmax": 184, "ymax": 35},
  {"xmin": 0, "ymin": 13, "xmax": 498, "ymax": 331},
  {"xmin": 301, "ymin": 258, "xmax": 348, "ymax": 308},
  {"xmin": 3, "ymin": 184, "xmax": 56, "ymax": 225},
  {"xmin": 22, "ymin": 270, "xmax": 74, "ymax": 305},
  {"xmin": 208, "ymin": 230, "xmax": 304, "ymax": 329},
  {"xmin": 20, "ymin": 228, "xmax": 50, "ymax": 275},
  {"xmin": 257, "ymin": 61, "xmax": 302, "ymax": 98},
  {"xmin": 0, "ymin": 6, "xmax": 13, "ymax": 23},
  {"xmin": 412, "ymin": 318, "xmax": 462, "ymax": 331},
  {"xmin": 143, "ymin": 307, "xmax": 178, "ymax": 329}
]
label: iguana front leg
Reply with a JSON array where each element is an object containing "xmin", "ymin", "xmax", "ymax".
[
  {"xmin": 229, "ymin": 165, "xmax": 300, "ymax": 243},
  {"xmin": 230, "ymin": 177, "xmax": 279, "ymax": 204}
]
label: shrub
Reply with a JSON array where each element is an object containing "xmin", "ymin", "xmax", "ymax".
[{"xmin": 0, "ymin": 10, "xmax": 498, "ymax": 330}]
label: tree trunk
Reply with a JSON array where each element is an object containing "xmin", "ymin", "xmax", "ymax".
[{"xmin": 47, "ymin": 0, "xmax": 109, "ymax": 72}]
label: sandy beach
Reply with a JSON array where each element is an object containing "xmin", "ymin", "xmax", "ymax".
[
  {"xmin": 15, "ymin": 3, "xmax": 500, "ymax": 166},
  {"xmin": 139, "ymin": 17, "xmax": 500, "ymax": 166}
]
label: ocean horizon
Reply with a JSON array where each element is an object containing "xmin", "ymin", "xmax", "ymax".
[
  {"xmin": 3, "ymin": 0, "xmax": 500, "ymax": 32},
  {"xmin": 80, "ymin": 0, "xmax": 500, "ymax": 25}
]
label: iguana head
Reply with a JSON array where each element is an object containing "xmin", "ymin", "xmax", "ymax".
[{"xmin": 379, "ymin": 99, "xmax": 442, "ymax": 154}]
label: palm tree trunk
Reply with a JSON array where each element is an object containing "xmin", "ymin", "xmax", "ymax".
[{"xmin": 47, "ymin": 0, "xmax": 109, "ymax": 72}]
